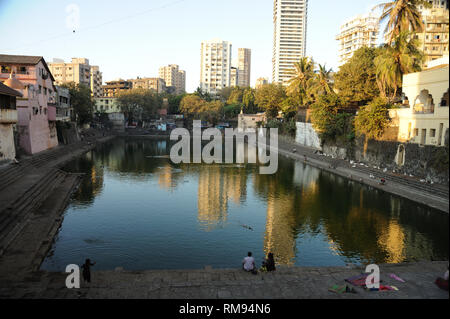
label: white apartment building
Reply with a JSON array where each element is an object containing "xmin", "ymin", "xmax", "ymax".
[
  {"xmin": 49, "ymin": 58, "xmax": 90, "ymax": 87},
  {"xmin": 158, "ymin": 64, "xmax": 186, "ymax": 94},
  {"xmin": 49, "ymin": 58, "xmax": 103, "ymax": 97},
  {"xmin": 336, "ymin": 13, "xmax": 379, "ymax": 66},
  {"xmin": 272, "ymin": 0, "xmax": 308, "ymax": 84},
  {"xmin": 237, "ymin": 48, "xmax": 251, "ymax": 87},
  {"xmin": 200, "ymin": 39, "xmax": 232, "ymax": 95}
]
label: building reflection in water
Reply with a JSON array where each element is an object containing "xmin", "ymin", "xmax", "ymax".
[
  {"xmin": 62, "ymin": 138, "xmax": 448, "ymax": 266},
  {"xmin": 197, "ymin": 165, "xmax": 247, "ymax": 231}
]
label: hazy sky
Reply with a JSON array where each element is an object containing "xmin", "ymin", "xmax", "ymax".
[{"xmin": 0, "ymin": 0, "xmax": 385, "ymax": 92}]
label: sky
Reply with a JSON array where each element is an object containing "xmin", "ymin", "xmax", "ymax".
[{"xmin": 0, "ymin": 0, "xmax": 385, "ymax": 93}]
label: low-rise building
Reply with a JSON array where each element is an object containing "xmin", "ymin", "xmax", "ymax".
[
  {"xmin": 102, "ymin": 79, "xmax": 132, "ymax": 97},
  {"xmin": 238, "ymin": 111, "xmax": 266, "ymax": 131},
  {"xmin": 94, "ymin": 97, "xmax": 121, "ymax": 113},
  {"xmin": 0, "ymin": 82, "xmax": 22, "ymax": 162},
  {"xmin": 130, "ymin": 77, "xmax": 166, "ymax": 94},
  {"xmin": 94, "ymin": 97, "xmax": 124, "ymax": 131},
  {"xmin": 53, "ymin": 85, "xmax": 71, "ymax": 122},
  {"xmin": 389, "ymin": 56, "xmax": 449, "ymax": 149},
  {"xmin": 0, "ymin": 55, "xmax": 58, "ymax": 154}
]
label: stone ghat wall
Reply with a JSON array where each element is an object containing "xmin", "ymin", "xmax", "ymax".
[
  {"xmin": 295, "ymin": 122, "xmax": 321, "ymax": 149},
  {"xmin": 322, "ymin": 137, "xmax": 449, "ymax": 185}
]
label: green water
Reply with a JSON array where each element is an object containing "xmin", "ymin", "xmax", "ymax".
[{"xmin": 41, "ymin": 137, "xmax": 449, "ymax": 271}]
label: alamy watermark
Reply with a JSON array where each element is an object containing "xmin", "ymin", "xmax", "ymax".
[
  {"xmin": 169, "ymin": 120, "xmax": 279, "ymax": 175},
  {"xmin": 66, "ymin": 4, "xmax": 80, "ymax": 32}
]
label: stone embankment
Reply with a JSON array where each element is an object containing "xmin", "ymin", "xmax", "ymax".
[
  {"xmin": 0, "ymin": 262, "xmax": 448, "ymax": 299},
  {"xmin": 0, "ymin": 130, "xmax": 115, "ymax": 278},
  {"xmin": 276, "ymin": 135, "xmax": 449, "ymax": 213}
]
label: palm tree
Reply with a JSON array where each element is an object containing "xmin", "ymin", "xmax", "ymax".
[
  {"xmin": 374, "ymin": 0, "xmax": 431, "ymax": 44},
  {"xmin": 374, "ymin": 31, "xmax": 423, "ymax": 99},
  {"xmin": 311, "ymin": 64, "xmax": 334, "ymax": 96},
  {"xmin": 286, "ymin": 57, "xmax": 315, "ymax": 107}
]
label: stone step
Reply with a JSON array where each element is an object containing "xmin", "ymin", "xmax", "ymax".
[{"xmin": 0, "ymin": 169, "xmax": 67, "ymax": 255}]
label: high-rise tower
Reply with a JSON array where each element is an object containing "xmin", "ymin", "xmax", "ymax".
[{"xmin": 272, "ymin": 0, "xmax": 308, "ymax": 84}]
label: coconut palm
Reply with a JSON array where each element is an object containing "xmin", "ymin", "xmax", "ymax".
[
  {"xmin": 310, "ymin": 64, "xmax": 334, "ymax": 96},
  {"xmin": 374, "ymin": 31, "xmax": 423, "ymax": 99},
  {"xmin": 374, "ymin": 0, "xmax": 431, "ymax": 44},
  {"xmin": 286, "ymin": 57, "xmax": 315, "ymax": 107}
]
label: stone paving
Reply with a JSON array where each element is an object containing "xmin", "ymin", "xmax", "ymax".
[{"xmin": 0, "ymin": 261, "xmax": 448, "ymax": 299}]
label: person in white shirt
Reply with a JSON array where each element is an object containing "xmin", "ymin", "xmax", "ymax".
[{"xmin": 242, "ymin": 252, "xmax": 256, "ymax": 272}]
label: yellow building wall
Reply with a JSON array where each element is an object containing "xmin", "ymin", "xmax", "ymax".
[{"xmin": 392, "ymin": 65, "xmax": 449, "ymax": 147}]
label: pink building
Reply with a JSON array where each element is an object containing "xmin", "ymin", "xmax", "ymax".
[{"xmin": 0, "ymin": 55, "xmax": 58, "ymax": 154}]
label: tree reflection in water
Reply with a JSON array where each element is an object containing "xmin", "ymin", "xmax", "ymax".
[{"xmin": 56, "ymin": 137, "xmax": 448, "ymax": 269}]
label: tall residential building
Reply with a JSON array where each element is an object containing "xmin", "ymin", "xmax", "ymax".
[
  {"xmin": 237, "ymin": 48, "xmax": 251, "ymax": 87},
  {"xmin": 272, "ymin": 0, "xmax": 308, "ymax": 84},
  {"xmin": 416, "ymin": 0, "xmax": 449, "ymax": 66},
  {"xmin": 336, "ymin": 13, "xmax": 379, "ymax": 66},
  {"xmin": 130, "ymin": 77, "xmax": 166, "ymax": 94},
  {"xmin": 158, "ymin": 65, "xmax": 186, "ymax": 94},
  {"xmin": 48, "ymin": 58, "xmax": 91, "ymax": 88},
  {"xmin": 200, "ymin": 39, "xmax": 232, "ymax": 95},
  {"xmin": 48, "ymin": 58, "xmax": 103, "ymax": 97},
  {"xmin": 90, "ymin": 65, "xmax": 103, "ymax": 97}
]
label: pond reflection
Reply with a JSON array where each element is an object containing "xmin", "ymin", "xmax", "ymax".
[{"xmin": 41, "ymin": 137, "xmax": 448, "ymax": 271}]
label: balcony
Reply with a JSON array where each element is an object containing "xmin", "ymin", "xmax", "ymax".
[
  {"xmin": 0, "ymin": 109, "xmax": 18, "ymax": 124},
  {"xmin": 47, "ymin": 106, "xmax": 56, "ymax": 121}
]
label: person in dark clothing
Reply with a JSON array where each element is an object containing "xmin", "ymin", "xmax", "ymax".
[
  {"xmin": 81, "ymin": 259, "xmax": 96, "ymax": 283},
  {"xmin": 262, "ymin": 252, "xmax": 276, "ymax": 272}
]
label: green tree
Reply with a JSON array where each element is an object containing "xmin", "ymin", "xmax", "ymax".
[
  {"xmin": 374, "ymin": 32, "xmax": 423, "ymax": 99},
  {"xmin": 334, "ymin": 47, "xmax": 380, "ymax": 106},
  {"xmin": 194, "ymin": 87, "xmax": 212, "ymax": 101},
  {"xmin": 310, "ymin": 94, "xmax": 349, "ymax": 142},
  {"xmin": 180, "ymin": 95, "xmax": 223, "ymax": 124},
  {"xmin": 309, "ymin": 64, "xmax": 334, "ymax": 99},
  {"xmin": 255, "ymin": 83, "xmax": 286, "ymax": 119},
  {"xmin": 242, "ymin": 88, "xmax": 258, "ymax": 114},
  {"xmin": 180, "ymin": 95, "xmax": 208, "ymax": 116},
  {"xmin": 224, "ymin": 104, "xmax": 241, "ymax": 119},
  {"xmin": 61, "ymin": 82, "xmax": 95, "ymax": 125},
  {"xmin": 354, "ymin": 97, "xmax": 392, "ymax": 152},
  {"xmin": 227, "ymin": 87, "xmax": 245, "ymax": 105},
  {"xmin": 167, "ymin": 93, "xmax": 185, "ymax": 114},
  {"xmin": 117, "ymin": 89, "xmax": 161, "ymax": 122},
  {"xmin": 286, "ymin": 57, "xmax": 315, "ymax": 108},
  {"xmin": 375, "ymin": 0, "xmax": 431, "ymax": 44}
]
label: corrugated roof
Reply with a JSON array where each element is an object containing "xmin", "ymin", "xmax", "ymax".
[
  {"xmin": 0, "ymin": 82, "xmax": 23, "ymax": 97},
  {"xmin": 0, "ymin": 54, "xmax": 55, "ymax": 82},
  {"xmin": 0, "ymin": 54, "xmax": 43, "ymax": 65}
]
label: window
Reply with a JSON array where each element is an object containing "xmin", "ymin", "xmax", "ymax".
[
  {"xmin": 430, "ymin": 129, "xmax": 436, "ymax": 137},
  {"xmin": 414, "ymin": 128, "xmax": 419, "ymax": 137},
  {"xmin": 1, "ymin": 65, "xmax": 11, "ymax": 73},
  {"xmin": 17, "ymin": 66, "xmax": 27, "ymax": 74}
]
